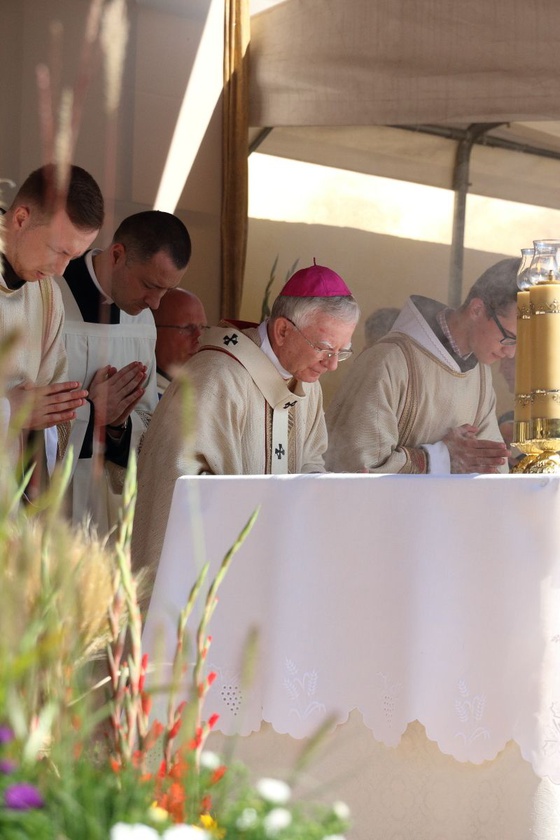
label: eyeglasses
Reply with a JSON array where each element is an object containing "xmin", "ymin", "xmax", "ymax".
[
  {"xmin": 158, "ymin": 324, "xmax": 210, "ymax": 337},
  {"xmin": 285, "ymin": 318, "xmax": 353, "ymax": 362},
  {"xmin": 488, "ymin": 309, "xmax": 516, "ymax": 346}
]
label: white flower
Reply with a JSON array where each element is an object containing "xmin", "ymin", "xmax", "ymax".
[
  {"xmin": 199, "ymin": 750, "xmax": 221, "ymax": 771},
  {"xmin": 110, "ymin": 825, "xmax": 159, "ymax": 840},
  {"xmin": 256, "ymin": 777, "xmax": 292, "ymax": 804},
  {"xmin": 148, "ymin": 804, "xmax": 169, "ymax": 824},
  {"xmin": 163, "ymin": 827, "xmax": 211, "ymax": 840},
  {"xmin": 323, "ymin": 835, "xmax": 347, "ymax": 840},
  {"xmin": 331, "ymin": 800, "xmax": 351, "ymax": 820},
  {"xmin": 263, "ymin": 807, "xmax": 292, "ymax": 836},
  {"xmin": 236, "ymin": 807, "xmax": 259, "ymax": 830}
]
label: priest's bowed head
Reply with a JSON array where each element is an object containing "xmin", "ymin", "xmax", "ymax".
[{"xmin": 266, "ymin": 259, "xmax": 360, "ymax": 382}]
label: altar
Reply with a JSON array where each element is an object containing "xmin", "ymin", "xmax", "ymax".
[{"xmin": 143, "ymin": 474, "xmax": 560, "ymax": 839}]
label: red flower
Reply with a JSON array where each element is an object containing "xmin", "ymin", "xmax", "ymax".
[
  {"xmin": 169, "ymin": 759, "xmax": 188, "ymax": 780},
  {"xmin": 138, "ymin": 654, "xmax": 149, "ymax": 693},
  {"xmin": 187, "ymin": 727, "xmax": 203, "ymax": 750},
  {"xmin": 168, "ymin": 718, "xmax": 182, "ymax": 739},
  {"xmin": 210, "ymin": 765, "xmax": 227, "ymax": 784},
  {"xmin": 144, "ymin": 720, "xmax": 165, "ymax": 752},
  {"xmin": 132, "ymin": 750, "xmax": 144, "ymax": 768},
  {"xmin": 175, "ymin": 701, "xmax": 187, "ymax": 717},
  {"xmin": 158, "ymin": 781, "xmax": 186, "ymax": 823}
]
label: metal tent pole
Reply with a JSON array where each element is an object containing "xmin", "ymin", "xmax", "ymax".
[{"xmin": 448, "ymin": 123, "xmax": 504, "ymax": 306}]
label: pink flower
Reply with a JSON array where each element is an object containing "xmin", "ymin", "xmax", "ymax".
[
  {"xmin": 0, "ymin": 725, "xmax": 14, "ymax": 744},
  {"xmin": 4, "ymin": 783, "xmax": 44, "ymax": 810}
]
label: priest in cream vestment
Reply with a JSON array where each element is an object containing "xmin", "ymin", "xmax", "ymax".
[
  {"xmin": 56, "ymin": 210, "xmax": 191, "ymax": 536},
  {"xmin": 326, "ymin": 258, "xmax": 519, "ymax": 474},
  {"xmin": 0, "ymin": 164, "xmax": 104, "ymax": 485},
  {"xmin": 133, "ymin": 262, "xmax": 360, "ymax": 597},
  {"xmin": 55, "ymin": 255, "xmax": 158, "ymax": 535}
]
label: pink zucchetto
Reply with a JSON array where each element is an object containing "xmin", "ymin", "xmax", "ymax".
[{"xmin": 279, "ymin": 258, "xmax": 352, "ymax": 298}]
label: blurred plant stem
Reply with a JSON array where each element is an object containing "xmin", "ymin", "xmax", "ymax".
[{"xmin": 260, "ymin": 256, "xmax": 299, "ymax": 321}]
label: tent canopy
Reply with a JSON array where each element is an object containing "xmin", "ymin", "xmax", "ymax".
[
  {"xmin": 248, "ymin": 0, "xmax": 560, "ymax": 208},
  {"xmin": 249, "ymin": 0, "xmax": 560, "ymax": 127}
]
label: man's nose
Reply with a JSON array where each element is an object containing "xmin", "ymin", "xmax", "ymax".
[
  {"xmin": 322, "ymin": 354, "xmax": 339, "ymax": 371},
  {"xmin": 54, "ymin": 254, "xmax": 71, "ymax": 276},
  {"xmin": 503, "ymin": 343, "xmax": 516, "ymax": 359},
  {"xmin": 146, "ymin": 289, "xmax": 167, "ymax": 310}
]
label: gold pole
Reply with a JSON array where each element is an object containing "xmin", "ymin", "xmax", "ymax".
[
  {"xmin": 522, "ymin": 275, "xmax": 560, "ymax": 472},
  {"xmin": 512, "ymin": 290, "xmax": 540, "ymax": 471}
]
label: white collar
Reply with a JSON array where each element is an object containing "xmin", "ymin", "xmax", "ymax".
[
  {"xmin": 258, "ymin": 320, "xmax": 293, "ymax": 380},
  {"xmin": 85, "ymin": 249, "xmax": 113, "ymax": 304},
  {"xmin": 391, "ymin": 297, "xmax": 463, "ymax": 372}
]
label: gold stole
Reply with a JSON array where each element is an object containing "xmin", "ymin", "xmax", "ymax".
[{"xmin": 199, "ymin": 327, "xmax": 307, "ymax": 474}]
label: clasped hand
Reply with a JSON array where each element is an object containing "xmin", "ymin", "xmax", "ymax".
[
  {"xmin": 443, "ymin": 424, "xmax": 508, "ymax": 474},
  {"xmin": 87, "ymin": 361, "xmax": 147, "ymax": 428},
  {"xmin": 8, "ymin": 380, "xmax": 88, "ymax": 430}
]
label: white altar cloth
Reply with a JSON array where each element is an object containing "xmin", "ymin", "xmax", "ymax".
[{"xmin": 143, "ymin": 473, "xmax": 560, "ymax": 783}]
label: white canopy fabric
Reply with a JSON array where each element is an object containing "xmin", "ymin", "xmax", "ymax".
[
  {"xmin": 249, "ymin": 0, "xmax": 560, "ymax": 128},
  {"xmin": 248, "ymin": 1, "xmax": 560, "ymax": 211}
]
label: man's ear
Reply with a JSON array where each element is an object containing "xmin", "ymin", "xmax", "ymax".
[
  {"xmin": 467, "ymin": 297, "xmax": 485, "ymax": 320},
  {"xmin": 110, "ymin": 242, "xmax": 126, "ymax": 266},
  {"xmin": 271, "ymin": 316, "xmax": 290, "ymax": 347},
  {"xmin": 12, "ymin": 205, "xmax": 31, "ymax": 231}
]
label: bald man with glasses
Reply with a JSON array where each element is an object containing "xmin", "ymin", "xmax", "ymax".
[
  {"xmin": 326, "ymin": 258, "xmax": 519, "ymax": 475},
  {"xmin": 153, "ymin": 287, "xmax": 208, "ymax": 397}
]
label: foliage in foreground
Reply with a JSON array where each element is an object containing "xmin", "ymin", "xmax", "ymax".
[{"xmin": 0, "ymin": 446, "xmax": 350, "ymax": 839}]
